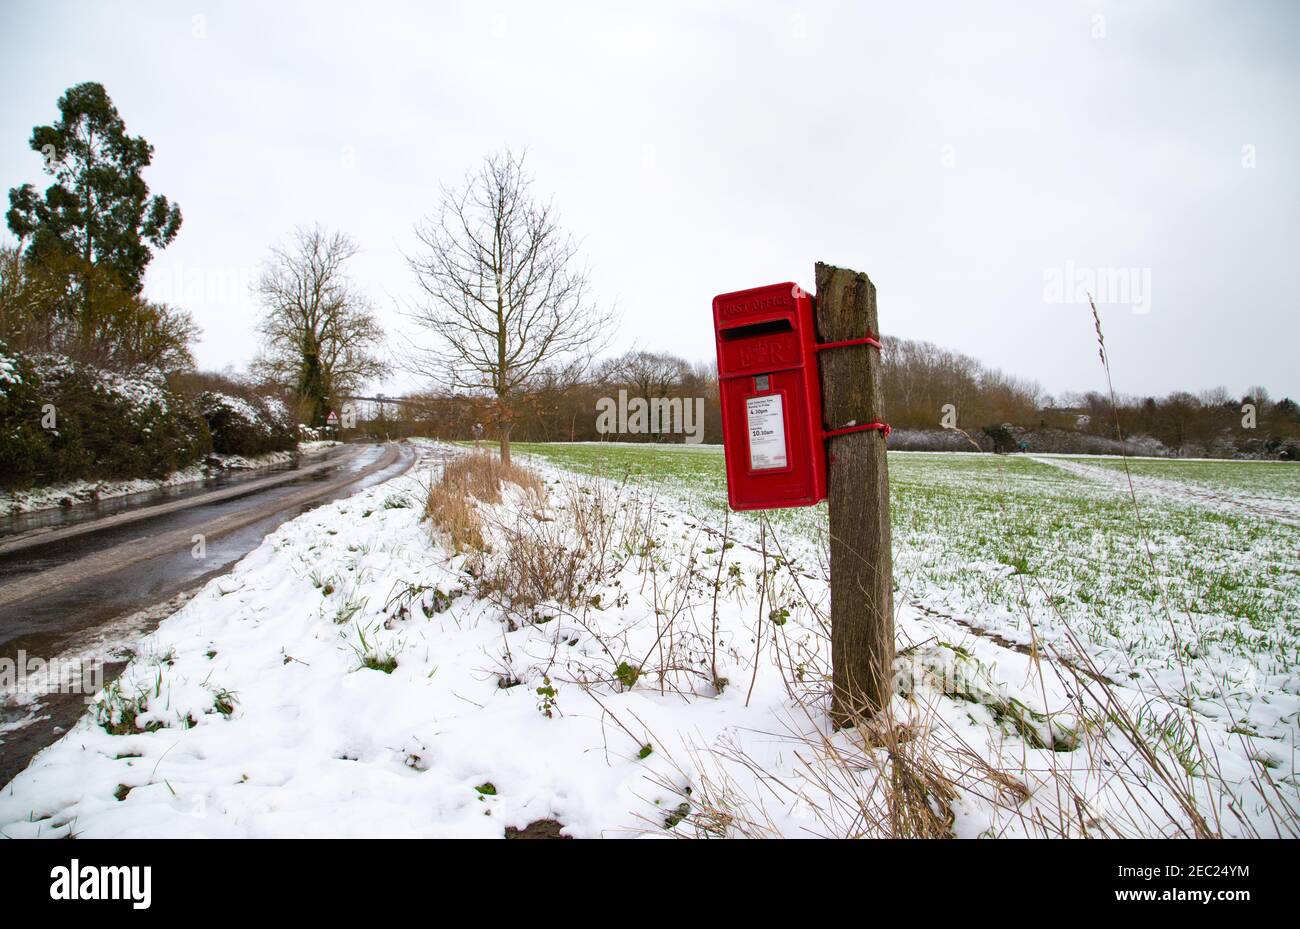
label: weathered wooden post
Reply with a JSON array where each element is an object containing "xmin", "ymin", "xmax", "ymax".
[
  {"xmin": 813, "ymin": 261, "xmax": 894, "ymax": 726},
  {"xmin": 710, "ymin": 268, "xmax": 893, "ymax": 727}
]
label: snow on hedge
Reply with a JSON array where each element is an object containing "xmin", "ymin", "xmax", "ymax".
[
  {"xmin": 194, "ymin": 388, "xmax": 298, "ymax": 458},
  {"xmin": 263, "ymin": 394, "xmax": 295, "ymax": 429},
  {"xmin": 31, "ymin": 355, "xmax": 171, "ymax": 417},
  {"xmin": 198, "ymin": 391, "xmax": 268, "ymax": 427},
  {"xmin": 1, "ymin": 345, "xmax": 305, "ymax": 502},
  {"xmin": 0, "ymin": 346, "xmax": 20, "ymax": 391}
]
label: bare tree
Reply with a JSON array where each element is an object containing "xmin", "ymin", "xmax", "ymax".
[
  {"xmin": 598, "ymin": 349, "xmax": 693, "ymax": 442},
  {"xmin": 251, "ymin": 226, "xmax": 387, "ymax": 426},
  {"xmin": 601, "ymin": 350, "xmax": 691, "ymax": 399},
  {"xmin": 405, "ymin": 148, "xmax": 611, "ymax": 464},
  {"xmin": 117, "ymin": 300, "xmax": 200, "ymax": 372}
]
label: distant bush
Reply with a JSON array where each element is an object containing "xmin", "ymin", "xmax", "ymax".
[
  {"xmin": 1014, "ymin": 428, "xmax": 1173, "ymax": 457},
  {"xmin": 196, "ymin": 390, "xmax": 297, "ymax": 457},
  {"xmin": 887, "ymin": 426, "xmax": 1179, "ymax": 457},
  {"xmin": 0, "ymin": 343, "xmax": 49, "ymax": 480},
  {"xmin": 889, "ymin": 429, "xmax": 985, "ymax": 452},
  {"xmin": 0, "ymin": 344, "xmax": 212, "ymax": 488}
]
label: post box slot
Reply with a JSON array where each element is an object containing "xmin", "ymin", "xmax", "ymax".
[{"xmin": 719, "ymin": 318, "xmax": 794, "ymax": 341}]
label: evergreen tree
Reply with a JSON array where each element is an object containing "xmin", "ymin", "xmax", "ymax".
[{"xmin": 6, "ymin": 82, "xmax": 182, "ymax": 295}]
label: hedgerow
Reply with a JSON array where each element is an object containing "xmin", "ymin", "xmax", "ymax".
[
  {"xmin": 0, "ymin": 344, "xmax": 297, "ymax": 489},
  {"xmin": 196, "ymin": 390, "xmax": 297, "ymax": 457}
]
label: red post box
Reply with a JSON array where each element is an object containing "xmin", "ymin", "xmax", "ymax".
[{"xmin": 712, "ymin": 282, "xmax": 827, "ymax": 510}]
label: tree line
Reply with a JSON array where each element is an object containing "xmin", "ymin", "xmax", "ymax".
[
  {"xmin": 1051, "ymin": 387, "xmax": 1299, "ymax": 459},
  {"xmin": 381, "ymin": 148, "xmax": 1298, "ymax": 459},
  {"xmin": 360, "ymin": 338, "xmax": 1298, "ymax": 460}
]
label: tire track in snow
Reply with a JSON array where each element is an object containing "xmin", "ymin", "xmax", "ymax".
[{"xmin": 1031, "ymin": 456, "xmax": 1300, "ymax": 526}]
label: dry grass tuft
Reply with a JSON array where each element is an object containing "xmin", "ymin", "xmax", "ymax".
[
  {"xmin": 877, "ymin": 730, "xmax": 959, "ymax": 839},
  {"xmin": 424, "ymin": 451, "xmax": 544, "ymax": 553},
  {"xmin": 479, "ymin": 473, "xmax": 638, "ymax": 623},
  {"xmin": 424, "ymin": 482, "xmax": 486, "ymax": 553},
  {"xmin": 440, "ymin": 451, "xmax": 545, "ymax": 504}
]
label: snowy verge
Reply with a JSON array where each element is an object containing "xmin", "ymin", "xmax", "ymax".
[{"xmin": 1032, "ymin": 455, "xmax": 1300, "ymax": 525}]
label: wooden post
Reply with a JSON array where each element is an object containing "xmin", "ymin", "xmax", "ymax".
[{"xmin": 814, "ymin": 261, "xmax": 894, "ymax": 727}]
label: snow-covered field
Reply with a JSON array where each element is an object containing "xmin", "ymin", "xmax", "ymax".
[
  {"xmin": 0, "ymin": 441, "xmax": 342, "ymax": 516},
  {"xmin": 1, "ymin": 442, "xmax": 1295, "ymax": 838}
]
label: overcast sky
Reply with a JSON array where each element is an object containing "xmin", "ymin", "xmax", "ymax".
[{"xmin": 2, "ymin": 1, "xmax": 1297, "ymax": 401}]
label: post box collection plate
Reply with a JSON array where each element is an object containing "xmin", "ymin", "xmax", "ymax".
[
  {"xmin": 745, "ymin": 394, "xmax": 787, "ymax": 470},
  {"xmin": 712, "ymin": 282, "xmax": 828, "ymax": 510}
]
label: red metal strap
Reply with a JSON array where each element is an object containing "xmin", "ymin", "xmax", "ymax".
[
  {"xmin": 818, "ymin": 334, "xmax": 890, "ymax": 439},
  {"xmin": 816, "ymin": 335, "xmax": 889, "ymax": 441},
  {"xmin": 814, "ymin": 335, "xmax": 883, "ymax": 352},
  {"xmin": 823, "ymin": 422, "xmax": 892, "ymax": 440}
]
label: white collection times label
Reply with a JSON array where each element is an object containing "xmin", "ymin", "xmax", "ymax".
[{"xmin": 746, "ymin": 394, "xmax": 788, "ymax": 470}]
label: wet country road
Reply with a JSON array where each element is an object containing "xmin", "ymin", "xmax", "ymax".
[
  {"xmin": 0, "ymin": 441, "xmax": 415, "ymax": 788},
  {"xmin": 0, "ymin": 444, "xmax": 358, "ymax": 558},
  {"xmin": 0, "ymin": 446, "xmax": 344, "ymax": 542}
]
